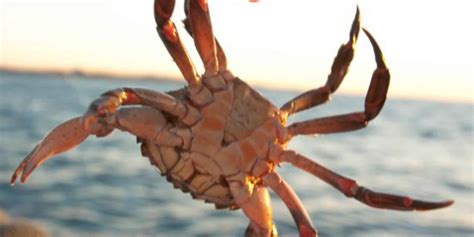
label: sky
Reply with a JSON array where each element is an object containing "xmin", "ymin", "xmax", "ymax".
[{"xmin": 1, "ymin": 0, "xmax": 473, "ymax": 103}]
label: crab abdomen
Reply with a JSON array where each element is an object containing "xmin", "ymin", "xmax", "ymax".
[
  {"xmin": 139, "ymin": 78, "xmax": 279, "ymax": 209},
  {"xmin": 140, "ymin": 141, "xmax": 236, "ymax": 209}
]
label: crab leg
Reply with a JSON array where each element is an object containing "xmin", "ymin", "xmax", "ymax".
[
  {"xmin": 229, "ymin": 183, "xmax": 277, "ymax": 237},
  {"xmin": 183, "ymin": 0, "xmax": 227, "ymax": 72},
  {"xmin": 281, "ymin": 8, "xmax": 360, "ymax": 116},
  {"xmin": 287, "ymin": 29, "xmax": 389, "ymax": 136},
  {"xmin": 154, "ymin": 0, "xmax": 200, "ymax": 87},
  {"xmin": 81, "ymin": 88, "xmax": 201, "ymax": 130},
  {"xmin": 11, "ymin": 107, "xmax": 181, "ymax": 185},
  {"xmin": 109, "ymin": 107, "xmax": 183, "ymax": 146},
  {"xmin": 277, "ymin": 150, "xmax": 454, "ymax": 211},
  {"xmin": 263, "ymin": 172, "xmax": 318, "ymax": 237},
  {"xmin": 185, "ymin": 0, "xmax": 219, "ymax": 77}
]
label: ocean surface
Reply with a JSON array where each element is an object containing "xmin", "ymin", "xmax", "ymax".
[{"xmin": 0, "ymin": 72, "xmax": 472, "ymax": 237}]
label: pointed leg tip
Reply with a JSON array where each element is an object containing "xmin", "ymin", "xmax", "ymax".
[
  {"xmin": 362, "ymin": 28, "xmax": 387, "ymax": 69},
  {"xmin": 10, "ymin": 177, "xmax": 17, "ymax": 186},
  {"xmin": 362, "ymin": 28, "xmax": 373, "ymax": 43},
  {"xmin": 350, "ymin": 7, "xmax": 361, "ymax": 43},
  {"xmin": 430, "ymin": 200, "xmax": 455, "ymax": 210},
  {"xmin": 10, "ymin": 172, "xmax": 20, "ymax": 185},
  {"xmin": 361, "ymin": 28, "xmax": 372, "ymax": 38},
  {"xmin": 442, "ymin": 200, "xmax": 455, "ymax": 207},
  {"xmin": 11, "ymin": 160, "xmax": 27, "ymax": 186},
  {"xmin": 414, "ymin": 199, "xmax": 455, "ymax": 211}
]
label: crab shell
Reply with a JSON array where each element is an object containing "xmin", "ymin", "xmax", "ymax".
[{"xmin": 140, "ymin": 77, "xmax": 280, "ymax": 209}]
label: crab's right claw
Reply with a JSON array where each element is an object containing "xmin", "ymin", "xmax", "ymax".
[{"xmin": 11, "ymin": 117, "xmax": 91, "ymax": 185}]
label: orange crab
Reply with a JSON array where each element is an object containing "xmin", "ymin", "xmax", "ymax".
[{"xmin": 11, "ymin": 1, "xmax": 453, "ymax": 236}]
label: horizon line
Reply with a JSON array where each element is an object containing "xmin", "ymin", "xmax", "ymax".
[{"xmin": 1, "ymin": 65, "xmax": 472, "ymax": 105}]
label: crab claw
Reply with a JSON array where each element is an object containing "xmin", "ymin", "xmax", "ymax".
[{"xmin": 11, "ymin": 117, "xmax": 91, "ymax": 185}]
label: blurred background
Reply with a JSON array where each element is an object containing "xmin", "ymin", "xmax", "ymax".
[{"xmin": 1, "ymin": 0, "xmax": 473, "ymax": 236}]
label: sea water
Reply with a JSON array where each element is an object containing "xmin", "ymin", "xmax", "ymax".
[{"xmin": 0, "ymin": 72, "xmax": 472, "ymax": 236}]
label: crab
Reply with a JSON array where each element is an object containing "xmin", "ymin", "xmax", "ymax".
[{"xmin": 11, "ymin": 1, "xmax": 454, "ymax": 236}]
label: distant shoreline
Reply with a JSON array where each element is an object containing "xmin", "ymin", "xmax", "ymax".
[
  {"xmin": 1, "ymin": 66, "xmax": 471, "ymax": 105},
  {"xmin": 0, "ymin": 66, "xmax": 178, "ymax": 83}
]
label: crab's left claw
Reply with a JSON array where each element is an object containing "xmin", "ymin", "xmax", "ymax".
[{"xmin": 11, "ymin": 117, "xmax": 92, "ymax": 185}]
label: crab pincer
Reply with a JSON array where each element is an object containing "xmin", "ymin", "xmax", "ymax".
[
  {"xmin": 11, "ymin": 95, "xmax": 118, "ymax": 185},
  {"xmin": 11, "ymin": 117, "xmax": 92, "ymax": 185}
]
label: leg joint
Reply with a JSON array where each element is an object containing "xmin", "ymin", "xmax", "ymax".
[{"xmin": 154, "ymin": 0, "xmax": 175, "ymax": 26}]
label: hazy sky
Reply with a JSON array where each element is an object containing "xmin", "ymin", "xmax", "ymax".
[{"xmin": 1, "ymin": 0, "xmax": 472, "ymax": 102}]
